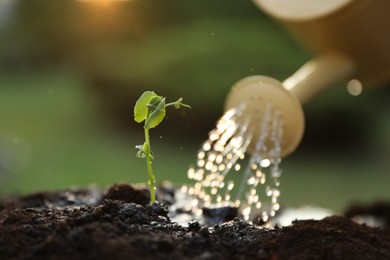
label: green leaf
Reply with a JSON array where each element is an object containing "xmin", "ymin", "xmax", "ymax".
[
  {"xmin": 145, "ymin": 97, "xmax": 166, "ymax": 129},
  {"xmin": 135, "ymin": 144, "xmax": 146, "ymax": 158},
  {"xmin": 136, "ymin": 150, "xmax": 146, "ymax": 159},
  {"xmin": 134, "ymin": 91, "xmax": 159, "ymax": 123}
]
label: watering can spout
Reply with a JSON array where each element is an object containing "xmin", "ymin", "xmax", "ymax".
[
  {"xmin": 225, "ymin": 0, "xmax": 390, "ymax": 158},
  {"xmin": 283, "ymin": 53, "xmax": 355, "ymax": 105}
]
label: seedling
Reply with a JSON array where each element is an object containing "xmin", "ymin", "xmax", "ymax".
[{"xmin": 134, "ymin": 91, "xmax": 190, "ymax": 204}]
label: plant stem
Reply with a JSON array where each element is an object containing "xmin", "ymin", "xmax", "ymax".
[{"xmin": 144, "ymin": 127, "xmax": 156, "ymax": 204}]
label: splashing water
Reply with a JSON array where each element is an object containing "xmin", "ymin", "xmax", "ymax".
[{"xmin": 186, "ymin": 98, "xmax": 284, "ymax": 223}]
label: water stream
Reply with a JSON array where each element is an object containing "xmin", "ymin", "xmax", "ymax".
[{"xmin": 185, "ymin": 98, "xmax": 285, "ymax": 223}]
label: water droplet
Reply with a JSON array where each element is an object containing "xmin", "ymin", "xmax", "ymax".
[
  {"xmin": 250, "ymin": 188, "xmax": 256, "ymax": 195},
  {"xmin": 191, "ymin": 199, "xmax": 199, "ymax": 207},
  {"xmin": 208, "ymin": 153, "xmax": 216, "ymax": 162},
  {"xmin": 205, "ymin": 162, "xmax": 213, "ymax": 171},
  {"xmin": 188, "ymin": 187, "xmax": 195, "ymax": 195},
  {"xmin": 202, "ymin": 141, "xmax": 212, "ymax": 151},
  {"xmin": 251, "ymin": 163, "xmax": 258, "ymax": 170},
  {"xmin": 209, "ymin": 131, "xmax": 219, "ymax": 141},
  {"xmin": 260, "ymin": 175, "xmax": 266, "ymax": 184},
  {"xmin": 215, "ymin": 154, "xmax": 223, "ymax": 164},
  {"xmin": 247, "ymin": 177, "xmax": 256, "ymax": 185},
  {"xmin": 187, "ymin": 168, "xmax": 195, "ymax": 179},
  {"xmin": 197, "ymin": 159, "xmax": 205, "ymax": 167},
  {"xmin": 262, "ymin": 212, "xmax": 269, "ymax": 222},
  {"xmin": 266, "ymin": 186, "xmax": 272, "ymax": 196},
  {"xmin": 260, "ymin": 159, "xmax": 271, "ymax": 168},
  {"xmin": 197, "ymin": 151, "xmax": 205, "ymax": 159},
  {"xmin": 180, "ymin": 186, "xmax": 188, "ymax": 193},
  {"xmin": 227, "ymin": 180, "xmax": 234, "ymax": 191},
  {"xmin": 242, "ymin": 207, "xmax": 251, "ymax": 221}
]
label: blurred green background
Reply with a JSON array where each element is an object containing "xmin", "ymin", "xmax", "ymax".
[{"xmin": 0, "ymin": 0, "xmax": 389, "ymax": 212}]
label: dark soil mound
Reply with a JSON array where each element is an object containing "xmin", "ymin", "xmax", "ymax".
[{"xmin": 1, "ymin": 184, "xmax": 389, "ymax": 259}]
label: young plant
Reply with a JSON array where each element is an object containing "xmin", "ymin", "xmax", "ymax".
[{"xmin": 134, "ymin": 91, "xmax": 190, "ymax": 204}]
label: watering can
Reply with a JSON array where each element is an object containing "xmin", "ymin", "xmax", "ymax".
[{"xmin": 225, "ymin": 0, "xmax": 390, "ymax": 157}]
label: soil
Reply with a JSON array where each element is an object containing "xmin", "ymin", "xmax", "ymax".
[{"xmin": 1, "ymin": 183, "xmax": 390, "ymax": 260}]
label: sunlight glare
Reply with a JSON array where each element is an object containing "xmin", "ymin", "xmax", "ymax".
[{"xmin": 77, "ymin": 0, "xmax": 129, "ymax": 7}]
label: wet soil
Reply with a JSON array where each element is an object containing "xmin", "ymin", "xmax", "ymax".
[{"xmin": 1, "ymin": 183, "xmax": 389, "ymax": 260}]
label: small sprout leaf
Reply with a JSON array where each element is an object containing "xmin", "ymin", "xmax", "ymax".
[
  {"xmin": 145, "ymin": 97, "xmax": 166, "ymax": 129},
  {"xmin": 135, "ymin": 145, "xmax": 146, "ymax": 158},
  {"xmin": 135, "ymin": 144, "xmax": 144, "ymax": 150},
  {"xmin": 134, "ymin": 91, "xmax": 159, "ymax": 123},
  {"xmin": 136, "ymin": 150, "xmax": 146, "ymax": 159}
]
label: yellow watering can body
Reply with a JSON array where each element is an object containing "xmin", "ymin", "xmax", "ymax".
[{"xmin": 254, "ymin": 0, "xmax": 390, "ymax": 85}]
